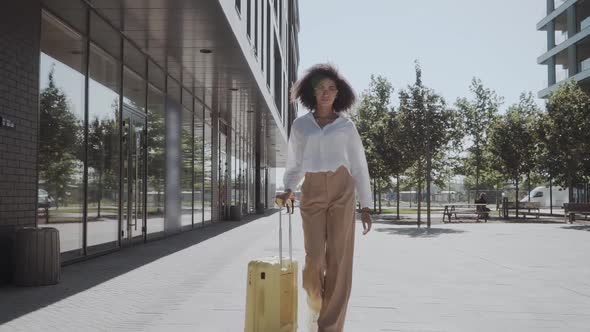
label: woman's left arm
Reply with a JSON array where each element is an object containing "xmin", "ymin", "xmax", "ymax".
[{"xmin": 347, "ymin": 123, "xmax": 373, "ymax": 210}]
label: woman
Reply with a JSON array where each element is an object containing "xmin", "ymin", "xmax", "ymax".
[{"xmin": 276, "ymin": 63, "xmax": 373, "ymax": 332}]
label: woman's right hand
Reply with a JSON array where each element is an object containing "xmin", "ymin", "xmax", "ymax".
[{"xmin": 275, "ymin": 190, "xmax": 293, "ymax": 207}]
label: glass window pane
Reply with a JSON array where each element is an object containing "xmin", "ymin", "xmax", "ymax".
[
  {"xmin": 182, "ymin": 88, "xmax": 193, "ymax": 111},
  {"xmin": 219, "ymin": 129, "xmax": 228, "ymax": 221},
  {"xmin": 124, "ymin": 39, "xmax": 145, "ymax": 79},
  {"xmin": 167, "ymin": 77, "xmax": 181, "ymax": 104},
  {"xmin": 38, "ymin": 11, "xmax": 85, "ymax": 259},
  {"xmin": 87, "ymin": 43, "xmax": 121, "ymax": 253},
  {"xmin": 194, "ymin": 100, "xmax": 204, "ymax": 226},
  {"xmin": 148, "ymin": 60, "xmax": 165, "ymax": 91},
  {"xmin": 204, "ymin": 110, "xmax": 213, "ymax": 223},
  {"xmin": 181, "ymin": 107, "xmax": 194, "ymax": 228},
  {"xmin": 123, "ymin": 67, "xmax": 146, "ymax": 113},
  {"xmin": 42, "ymin": 0, "xmax": 87, "ymax": 34},
  {"xmin": 122, "ymin": 68, "xmax": 147, "ymax": 242},
  {"xmin": 146, "ymin": 84, "xmax": 166, "ymax": 236},
  {"xmin": 90, "ymin": 11, "xmax": 120, "ymax": 59}
]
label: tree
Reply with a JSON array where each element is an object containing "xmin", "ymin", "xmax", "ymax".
[
  {"xmin": 538, "ymin": 80, "xmax": 590, "ymax": 202},
  {"xmin": 456, "ymin": 78, "xmax": 503, "ymax": 197},
  {"xmin": 38, "ymin": 65, "xmax": 81, "ymax": 209},
  {"xmin": 376, "ymin": 113, "xmax": 411, "ymax": 219},
  {"xmin": 353, "ymin": 75, "xmax": 395, "ymax": 213},
  {"xmin": 398, "ymin": 61, "xmax": 462, "ymax": 227},
  {"xmin": 488, "ymin": 92, "xmax": 540, "ymax": 218}
]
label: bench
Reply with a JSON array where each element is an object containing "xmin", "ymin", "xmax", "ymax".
[
  {"xmin": 443, "ymin": 204, "xmax": 489, "ymax": 223},
  {"xmin": 563, "ymin": 203, "xmax": 590, "ymax": 224},
  {"xmin": 500, "ymin": 201, "xmax": 540, "ymax": 220}
]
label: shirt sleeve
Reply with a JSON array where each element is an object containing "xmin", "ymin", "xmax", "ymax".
[
  {"xmin": 348, "ymin": 122, "xmax": 373, "ymax": 209},
  {"xmin": 283, "ymin": 124, "xmax": 305, "ymax": 191}
]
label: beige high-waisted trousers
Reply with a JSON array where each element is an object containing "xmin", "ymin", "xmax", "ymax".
[{"xmin": 300, "ymin": 166, "xmax": 356, "ymax": 332}]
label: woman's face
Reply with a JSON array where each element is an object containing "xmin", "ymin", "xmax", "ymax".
[{"xmin": 314, "ymin": 78, "xmax": 338, "ymax": 109}]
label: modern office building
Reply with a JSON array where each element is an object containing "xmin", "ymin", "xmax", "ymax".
[
  {"xmin": 0, "ymin": 0, "xmax": 299, "ymax": 282},
  {"xmin": 538, "ymin": 0, "xmax": 590, "ymax": 97}
]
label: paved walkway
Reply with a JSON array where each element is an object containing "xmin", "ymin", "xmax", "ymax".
[{"xmin": 1, "ymin": 210, "xmax": 590, "ymax": 331}]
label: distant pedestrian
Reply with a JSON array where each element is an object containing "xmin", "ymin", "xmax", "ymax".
[{"xmin": 475, "ymin": 192, "xmax": 491, "ymax": 221}]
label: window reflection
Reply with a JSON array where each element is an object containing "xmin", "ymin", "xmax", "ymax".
[
  {"xmin": 146, "ymin": 84, "xmax": 166, "ymax": 236},
  {"xmin": 181, "ymin": 107, "xmax": 194, "ymax": 228},
  {"xmin": 204, "ymin": 110, "xmax": 213, "ymax": 223},
  {"xmin": 38, "ymin": 11, "xmax": 85, "ymax": 258},
  {"xmin": 87, "ymin": 43, "xmax": 120, "ymax": 253},
  {"xmin": 194, "ymin": 101, "xmax": 204, "ymax": 227},
  {"xmin": 122, "ymin": 67, "xmax": 146, "ymax": 242}
]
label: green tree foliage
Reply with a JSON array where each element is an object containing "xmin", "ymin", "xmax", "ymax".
[
  {"xmin": 353, "ymin": 75, "xmax": 395, "ymax": 212},
  {"xmin": 38, "ymin": 66, "xmax": 82, "ymax": 208},
  {"xmin": 488, "ymin": 92, "xmax": 540, "ymax": 216},
  {"xmin": 147, "ymin": 105, "xmax": 166, "ymax": 213},
  {"xmin": 398, "ymin": 61, "xmax": 462, "ymax": 227},
  {"xmin": 537, "ymin": 80, "xmax": 590, "ymax": 201},
  {"xmin": 87, "ymin": 113, "xmax": 118, "ymax": 217},
  {"xmin": 376, "ymin": 113, "xmax": 412, "ymax": 218},
  {"xmin": 456, "ymin": 78, "xmax": 503, "ymax": 195}
]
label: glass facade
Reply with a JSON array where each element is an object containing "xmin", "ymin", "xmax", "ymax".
[
  {"xmin": 194, "ymin": 100, "xmax": 205, "ymax": 227},
  {"xmin": 86, "ymin": 42, "xmax": 120, "ymax": 253},
  {"xmin": 204, "ymin": 109, "xmax": 213, "ymax": 223},
  {"xmin": 38, "ymin": 11, "xmax": 86, "ymax": 258},
  {"xmin": 35, "ymin": 2, "xmax": 276, "ymax": 261},
  {"xmin": 181, "ymin": 90, "xmax": 194, "ymax": 228},
  {"xmin": 146, "ymin": 82, "xmax": 166, "ymax": 237}
]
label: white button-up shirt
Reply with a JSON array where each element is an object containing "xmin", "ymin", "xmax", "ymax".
[{"xmin": 283, "ymin": 111, "xmax": 373, "ymax": 208}]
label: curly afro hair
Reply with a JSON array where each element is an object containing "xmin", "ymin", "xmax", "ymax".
[{"xmin": 291, "ymin": 63, "xmax": 356, "ymax": 112}]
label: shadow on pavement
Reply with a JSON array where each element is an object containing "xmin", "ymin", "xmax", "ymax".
[
  {"xmin": 371, "ymin": 215, "xmax": 422, "ymax": 225},
  {"xmin": 375, "ymin": 227, "xmax": 466, "ymax": 238},
  {"xmin": 560, "ymin": 225, "xmax": 590, "ymax": 231},
  {"xmin": 0, "ymin": 210, "xmax": 278, "ymax": 325}
]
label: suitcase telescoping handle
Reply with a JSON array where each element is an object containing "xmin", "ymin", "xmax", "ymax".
[{"xmin": 275, "ymin": 198, "xmax": 293, "ymax": 269}]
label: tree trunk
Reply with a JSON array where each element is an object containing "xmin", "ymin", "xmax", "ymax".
[
  {"xmin": 527, "ymin": 172, "xmax": 531, "ymax": 202},
  {"xmin": 98, "ymin": 171, "xmax": 102, "ymax": 218},
  {"xmin": 426, "ymin": 142, "xmax": 432, "ymax": 228},
  {"xmin": 495, "ymin": 181, "xmax": 500, "ymax": 211},
  {"xmin": 549, "ymin": 178, "xmax": 553, "ymax": 215},
  {"xmin": 475, "ymin": 140, "xmax": 480, "ymax": 198},
  {"xmin": 378, "ymin": 180, "xmax": 382, "ymax": 214},
  {"xmin": 396, "ymin": 175, "xmax": 400, "ymax": 220},
  {"xmin": 372, "ymin": 178, "xmax": 377, "ymax": 212},
  {"xmin": 515, "ymin": 177, "xmax": 519, "ymax": 219},
  {"xmin": 417, "ymin": 159, "xmax": 422, "ymax": 227},
  {"xmin": 157, "ymin": 187, "xmax": 162, "ymax": 214},
  {"xmin": 448, "ymin": 179, "xmax": 452, "ymax": 203},
  {"xmin": 568, "ymin": 179, "xmax": 575, "ymax": 203}
]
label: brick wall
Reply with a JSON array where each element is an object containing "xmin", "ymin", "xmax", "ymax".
[{"xmin": 0, "ymin": 0, "xmax": 41, "ymax": 282}]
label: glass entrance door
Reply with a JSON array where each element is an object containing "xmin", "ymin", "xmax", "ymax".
[
  {"xmin": 122, "ymin": 108, "xmax": 146, "ymax": 244},
  {"xmin": 218, "ymin": 124, "xmax": 228, "ymax": 221}
]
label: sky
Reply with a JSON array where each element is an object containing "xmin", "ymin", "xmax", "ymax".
[
  {"xmin": 296, "ymin": 0, "xmax": 547, "ymax": 113},
  {"xmin": 276, "ymin": 0, "xmax": 547, "ymax": 188}
]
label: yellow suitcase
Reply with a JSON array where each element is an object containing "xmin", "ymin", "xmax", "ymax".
[{"xmin": 245, "ymin": 199, "xmax": 298, "ymax": 332}]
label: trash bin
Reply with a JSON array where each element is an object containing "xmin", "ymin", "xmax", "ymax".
[
  {"xmin": 13, "ymin": 227, "xmax": 60, "ymax": 286},
  {"xmin": 230, "ymin": 205, "xmax": 242, "ymax": 221}
]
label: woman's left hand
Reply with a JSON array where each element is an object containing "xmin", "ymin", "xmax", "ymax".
[{"xmin": 361, "ymin": 209, "xmax": 372, "ymax": 235}]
